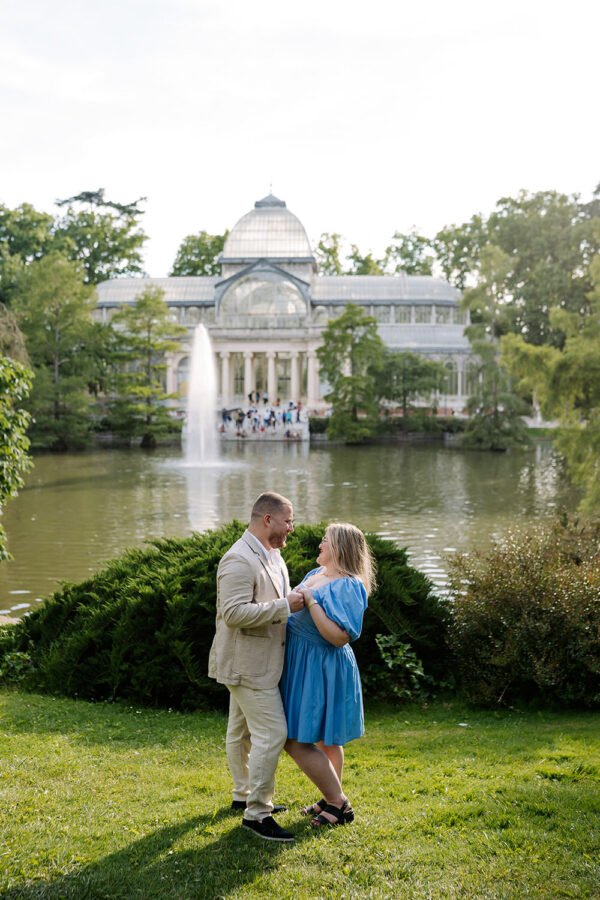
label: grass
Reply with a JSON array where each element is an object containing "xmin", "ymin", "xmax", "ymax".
[{"xmin": 0, "ymin": 690, "xmax": 598, "ymax": 899}]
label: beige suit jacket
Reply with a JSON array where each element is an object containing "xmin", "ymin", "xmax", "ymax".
[{"xmin": 208, "ymin": 531, "xmax": 291, "ymax": 689}]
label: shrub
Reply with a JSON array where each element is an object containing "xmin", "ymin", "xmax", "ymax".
[
  {"xmin": 0, "ymin": 523, "xmax": 448, "ymax": 709},
  {"xmin": 308, "ymin": 416, "xmax": 329, "ymax": 434},
  {"xmin": 447, "ymin": 516, "xmax": 600, "ymax": 708}
]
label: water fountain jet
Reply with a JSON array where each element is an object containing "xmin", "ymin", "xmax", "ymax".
[{"xmin": 185, "ymin": 324, "xmax": 219, "ymax": 465}]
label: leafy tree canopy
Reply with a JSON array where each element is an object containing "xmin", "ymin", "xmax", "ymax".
[
  {"xmin": 53, "ymin": 188, "xmax": 147, "ymax": 284},
  {"xmin": 317, "ymin": 304, "xmax": 385, "ymax": 441},
  {"xmin": 12, "ymin": 253, "xmax": 101, "ymax": 450},
  {"xmin": 0, "ymin": 357, "xmax": 33, "ymax": 560},
  {"xmin": 109, "ymin": 286, "xmax": 186, "ymax": 447},
  {"xmin": 169, "ymin": 230, "xmax": 228, "ymax": 276},
  {"xmin": 374, "ymin": 350, "xmax": 445, "ymax": 417}
]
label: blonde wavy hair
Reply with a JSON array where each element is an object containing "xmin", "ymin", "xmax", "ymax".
[{"xmin": 325, "ymin": 522, "xmax": 376, "ymax": 596}]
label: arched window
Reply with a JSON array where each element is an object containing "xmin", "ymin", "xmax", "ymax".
[
  {"xmin": 441, "ymin": 360, "xmax": 458, "ymax": 395},
  {"xmin": 177, "ymin": 357, "xmax": 190, "ymax": 397},
  {"xmin": 219, "ymin": 274, "xmax": 306, "ymax": 327}
]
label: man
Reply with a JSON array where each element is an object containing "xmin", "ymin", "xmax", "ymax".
[{"xmin": 208, "ymin": 491, "xmax": 304, "ymax": 842}]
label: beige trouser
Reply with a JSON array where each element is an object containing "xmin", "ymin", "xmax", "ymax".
[{"xmin": 226, "ymin": 684, "xmax": 288, "ymax": 821}]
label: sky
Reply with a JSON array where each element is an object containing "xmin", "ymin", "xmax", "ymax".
[{"xmin": 1, "ymin": 0, "xmax": 599, "ymax": 276}]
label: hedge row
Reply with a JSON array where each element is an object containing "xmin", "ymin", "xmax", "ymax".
[{"xmin": 0, "ymin": 523, "xmax": 447, "ymax": 709}]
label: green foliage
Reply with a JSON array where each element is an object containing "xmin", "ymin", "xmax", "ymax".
[
  {"xmin": 0, "ymin": 356, "xmax": 33, "ymax": 560},
  {"xmin": 315, "ymin": 232, "xmax": 345, "ymax": 275},
  {"xmin": 53, "ymin": 189, "xmax": 147, "ymax": 284},
  {"xmin": 308, "ymin": 415, "xmax": 329, "ymax": 434},
  {"xmin": 169, "ymin": 230, "xmax": 228, "ymax": 276},
  {"xmin": 0, "ymin": 523, "xmax": 448, "ymax": 709},
  {"xmin": 13, "ymin": 252, "xmax": 100, "ymax": 449},
  {"xmin": 0, "ymin": 302, "xmax": 28, "ymax": 363},
  {"xmin": 0, "ymin": 203, "xmax": 55, "ymax": 305},
  {"xmin": 108, "ymin": 286, "xmax": 186, "ymax": 447},
  {"xmin": 361, "ymin": 634, "xmax": 428, "ymax": 701},
  {"xmin": 432, "ymin": 214, "xmax": 488, "ymax": 290},
  {"xmin": 317, "ymin": 305, "xmax": 385, "ymax": 442},
  {"xmin": 374, "ymin": 350, "xmax": 445, "ymax": 417},
  {"xmin": 383, "ymin": 229, "xmax": 435, "ymax": 275},
  {"xmin": 448, "ymin": 516, "xmax": 600, "ymax": 708},
  {"xmin": 0, "ymin": 192, "xmax": 147, "ymax": 297},
  {"xmin": 501, "ymin": 255, "xmax": 600, "ymax": 508}
]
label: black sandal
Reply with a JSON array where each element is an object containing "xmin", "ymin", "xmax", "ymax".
[
  {"xmin": 301, "ymin": 798, "xmax": 327, "ymax": 816},
  {"xmin": 311, "ymin": 799, "xmax": 355, "ymax": 827}
]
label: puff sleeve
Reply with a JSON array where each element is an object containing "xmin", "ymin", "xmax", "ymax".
[{"xmin": 312, "ymin": 577, "xmax": 367, "ymax": 641}]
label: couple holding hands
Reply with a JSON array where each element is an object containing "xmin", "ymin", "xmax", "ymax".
[{"xmin": 208, "ymin": 491, "xmax": 374, "ymax": 843}]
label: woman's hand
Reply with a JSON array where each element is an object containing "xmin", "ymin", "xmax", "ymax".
[{"xmin": 297, "ymin": 587, "xmax": 315, "ymax": 605}]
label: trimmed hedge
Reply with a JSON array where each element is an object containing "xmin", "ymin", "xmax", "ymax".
[
  {"xmin": 0, "ymin": 523, "xmax": 447, "ymax": 709},
  {"xmin": 448, "ymin": 517, "xmax": 600, "ymax": 708}
]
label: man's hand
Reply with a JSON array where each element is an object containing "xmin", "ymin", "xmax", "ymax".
[{"xmin": 287, "ymin": 590, "xmax": 305, "ymax": 612}]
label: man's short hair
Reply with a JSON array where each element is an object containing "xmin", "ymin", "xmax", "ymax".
[{"xmin": 251, "ymin": 491, "xmax": 292, "ymax": 519}]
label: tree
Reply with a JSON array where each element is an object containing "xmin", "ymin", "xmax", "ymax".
[
  {"xmin": 374, "ymin": 350, "xmax": 445, "ymax": 417},
  {"xmin": 433, "ymin": 215, "xmax": 487, "ymax": 290},
  {"xmin": 461, "ymin": 246, "xmax": 530, "ymax": 450},
  {"xmin": 315, "ymin": 232, "xmax": 345, "ymax": 275},
  {"xmin": 501, "ymin": 255, "xmax": 600, "ymax": 509},
  {"xmin": 486, "ymin": 190, "xmax": 599, "ymax": 345},
  {"xmin": 0, "ymin": 357, "xmax": 33, "ymax": 560},
  {"xmin": 53, "ymin": 189, "xmax": 147, "ymax": 284},
  {"xmin": 0, "ymin": 203, "xmax": 55, "ymax": 305},
  {"xmin": 317, "ymin": 304, "xmax": 385, "ymax": 441},
  {"xmin": 13, "ymin": 253, "xmax": 100, "ymax": 449},
  {"xmin": 169, "ymin": 231, "xmax": 228, "ymax": 276},
  {"xmin": 109, "ymin": 287, "xmax": 186, "ymax": 448},
  {"xmin": 347, "ymin": 245, "xmax": 385, "ymax": 275},
  {"xmin": 383, "ymin": 229, "xmax": 435, "ymax": 275},
  {"xmin": 0, "ymin": 304, "xmax": 28, "ymax": 364}
]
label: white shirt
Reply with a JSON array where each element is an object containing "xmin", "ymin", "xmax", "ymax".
[{"xmin": 245, "ymin": 531, "xmax": 287, "ymax": 597}]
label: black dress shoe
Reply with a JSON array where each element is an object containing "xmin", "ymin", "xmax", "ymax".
[
  {"xmin": 242, "ymin": 815, "xmax": 294, "ymax": 842},
  {"xmin": 231, "ymin": 800, "xmax": 287, "ymax": 814}
]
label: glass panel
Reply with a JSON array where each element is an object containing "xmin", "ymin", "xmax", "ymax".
[
  {"xmin": 220, "ymin": 275, "xmax": 306, "ymax": 323},
  {"xmin": 372, "ymin": 305, "xmax": 391, "ymax": 323},
  {"xmin": 435, "ymin": 306, "xmax": 451, "ymax": 324},
  {"xmin": 441, "ymin": 361, "xmax": 458, "ymax": 394},
  {"xmin": 276, "ymin": 357, "xmax": 291, "ymax": 399},
  {"xmin": 394, "ymin": 305, "xmax": 412, "ymax": 323},
  {"xmin": 177, "ymin": 357, "xmax": 190, "ymax": 397},
  {"xmin": 453, "ymin": 308, "xmax": 468, "ymax": 324},
  {"xmin": 415, "ymin": 305, "xmax": 432, "ymax": 323},
  {"xmin": 232, "ymin": 353, "xmax": 244, "ymax": 395}
]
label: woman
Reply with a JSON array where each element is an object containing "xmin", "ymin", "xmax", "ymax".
[{"xmin": 280, "ymin": 522, "xmax": 375, "ymax": 827}]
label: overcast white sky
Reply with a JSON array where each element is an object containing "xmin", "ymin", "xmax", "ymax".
[{"xmin": 1, "ymin": 0, "xmax": 598, "ymax": 276}]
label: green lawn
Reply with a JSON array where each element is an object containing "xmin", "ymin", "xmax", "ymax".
[{"xmin": 0, "ymin": 690, "xmax": 598, "ymax": 899}]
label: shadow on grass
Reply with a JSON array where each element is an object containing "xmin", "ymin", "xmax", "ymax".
[{"xmin": 3, "ymin": 807, "xmax": 313, "ymax": 899}]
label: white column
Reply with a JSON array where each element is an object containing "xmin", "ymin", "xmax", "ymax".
[
  {"xmin": 243, "ymin": 351, "xmax": 253, "ymax": 401},
  {"xmin": 290, "ymin": 351, "xmax": 299, "ymax": 402},
  {"xmin": 307, "ymin": 351, "xmax": 319, "ymax": 405},
  {"xmin": 220, "ymin": 352, "xmax": 230, "ymax": 404},
  {"xmin": 267, "ymin": 351, "xmax": 277, "ymax": 402}
]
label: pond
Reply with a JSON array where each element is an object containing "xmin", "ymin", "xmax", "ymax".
[{"xmin": 0, "ymin": 440, "xmax": 574, "ymax": 617}]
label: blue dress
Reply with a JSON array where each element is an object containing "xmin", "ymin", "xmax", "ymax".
[{"xmin": 280, "ymin": 568, "xmax": 368, "ymax": 746}]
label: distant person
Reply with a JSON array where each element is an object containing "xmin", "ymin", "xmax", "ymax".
[
  {"xmin": 280, "ymin": 522, "xmax": 374, "ymax": 828},
  {"xmin": 208, "ymin": 492, "xmax": 304, "ymax": 843}
]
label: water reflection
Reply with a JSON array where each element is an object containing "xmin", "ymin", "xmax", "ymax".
[{"xmin": 0, "ymin": 442, "xmax": 574, "ymax": 614}]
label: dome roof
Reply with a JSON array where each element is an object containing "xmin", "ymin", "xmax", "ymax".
[{"xmin": 221, "ymin": 194, "xmax": 314, "ymax": 261}]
